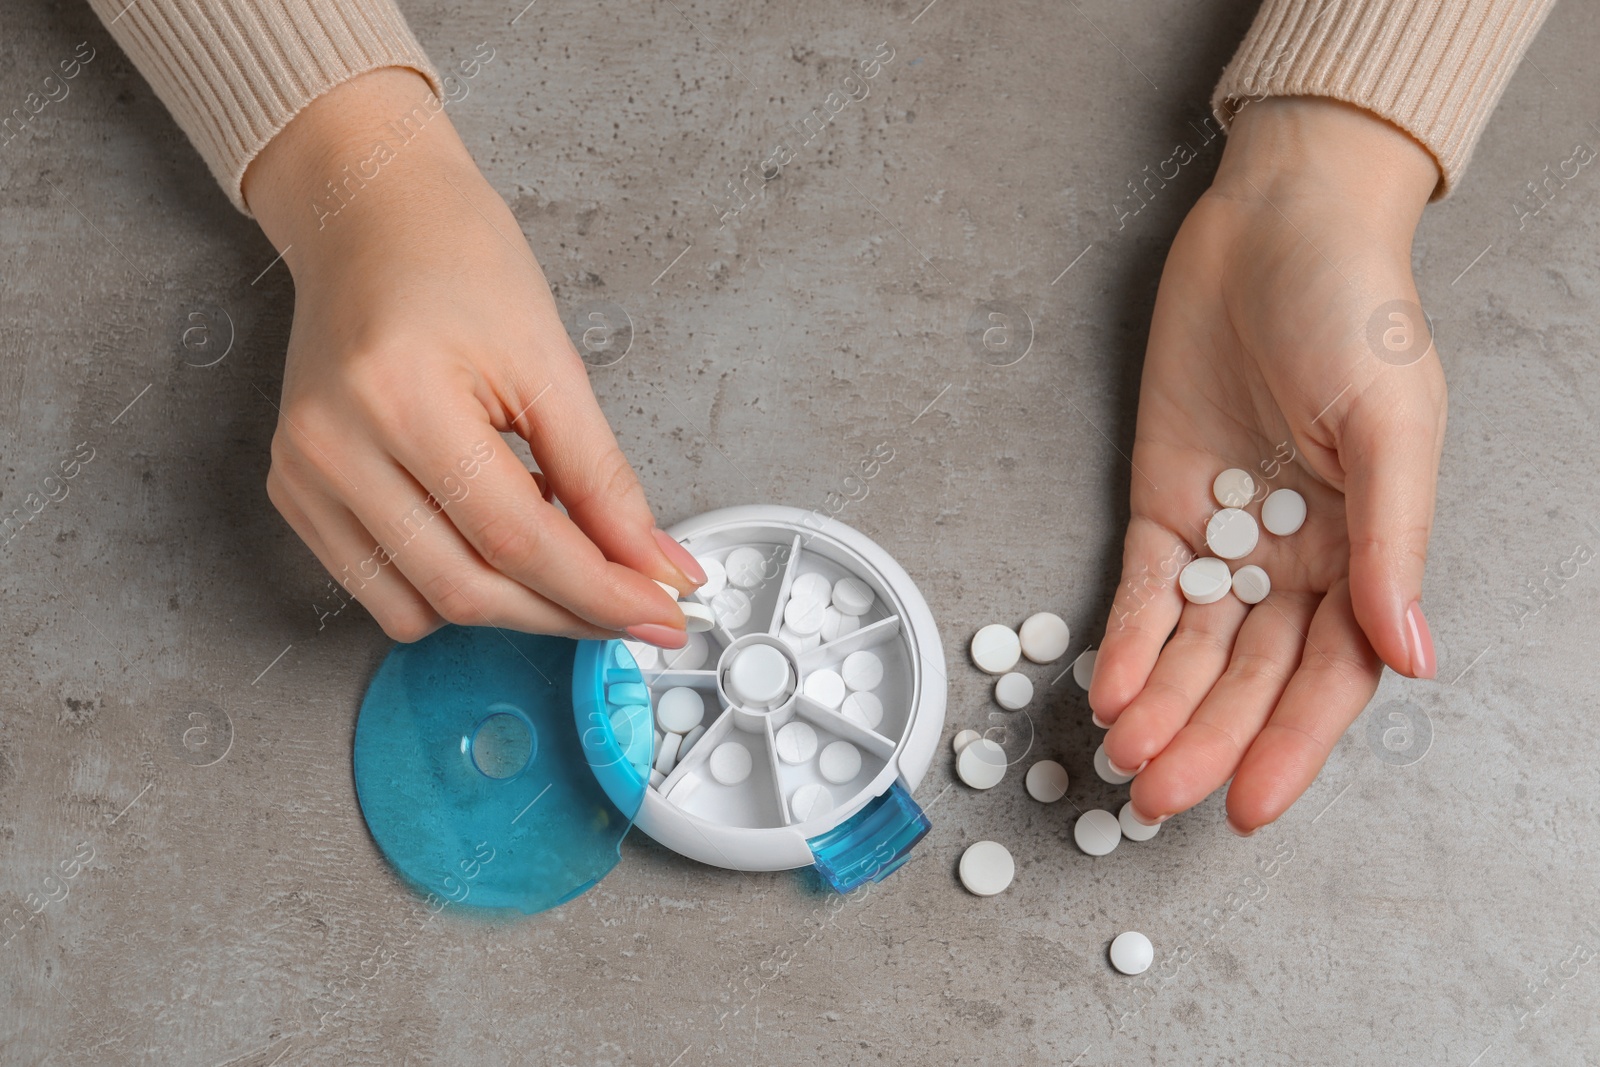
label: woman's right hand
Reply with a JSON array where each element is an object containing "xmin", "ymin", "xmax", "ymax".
[{"xmin": 244, "ymin": 68, "xmax": 702, "ymax": 645}]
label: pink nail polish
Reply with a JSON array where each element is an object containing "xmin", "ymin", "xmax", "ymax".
[
  {"xmin": 626, "ymin": 623, "xmax": 688, "ymax": 650},
  {"xmin": 653, "ymin": 529, "xmax": 707, "ymax": 586},
  {"xmin": 1404, "ymin": 600, "xmax": 1436, "ymax": 679},
  {"xmin": 1225, "ymin": 816, "xmax": 1257, "ymax": 838}
]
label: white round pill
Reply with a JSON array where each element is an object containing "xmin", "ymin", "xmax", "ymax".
[
  {"xmin": 1119, "ymin": 801, "xmax": 1161, "ymax": 842},
  {"xmin": 1074, "ymin": 809, "xmax": 1122, "ymax": 856},
  {"xmin": 952, "ymin": 729, "xmax": 981, "ymax": 755},
  {"xmin": 680, "ymin": 723, "xmax": 706, "ymax": 755},
  {"xmin": 830, "ymin": 576, "xmax": 875, "ymax": 617},
  {"xmin": 841, "ymin": 650, "xmax": 884, "ymax": 692},
  {"xmin": 1072, "ymin": 648, "xmax": 1097, "ymax": 691},
  {"xmin": 622, "ymin": 640, "xmax": 660, "ymax": 671},
  {"xmin": 710, "ymin": 588, "xmax": 753, "ymax": 629},
  {"xmin": 664, "ymin": 631, "xmax": 709, "ymax": 670},
  {"xmin": 654, "ymin": 731, "xmax": 682, "ymax": 775},
  {"xmin": 790, "ymin": 571, "xmax": 833, "ymax": 605},
  {"xmin": 1212, "ymin": 467, "xmax": 1257, "ymax": 509},
  {"xmin": 971, "ymin": 624, "xmax": 1022, "ymax": 675},
  {"xmin": 727, "ymin": 644, "xmax": 790, "ymax": 707},
  {"xmin": 1179, "ymin": 557, "xmax": 1233, "ymax": 605},
  {"xmin": 994, "ymin": 672, "xmax": 1033, "ymax": 711},
  {"xmin": 841, "ymin": 690, "xmax": 884, "ymax": 730},
  {"xmin": 774, "ymin": 721, "xmax": 819, "ymax": 764},
  {"xmin": 1262, "ymin": 488, "xmax": 1307, "ymax": 536},
  {"xmin": 802, "ymin": 668, "xmax": 846, "ymax": 709},
  {"xmin": 694, "ymin": 555, "xmax": 727, "ymax": 599},
  {"xmin": 784, "ymin": 596, "xmax": 826, "ymax": 637},
  {"xmin": 789, "ymin": 782, "xmax": 835, "ymax": 823},
  {"xmin": 655, "ymin": 687, "xmax": 704, "ymax": 733},
  {"xmin": 820, "ymin": 605, "xmax": 860, "ymax": 643},
  {"xmin": 1231, "ymin": 564, "xmax": 1271, "ymax": 605},
  {"xmin": 1018, "ymin": 612, "xmax": 1071, "ymax": 664},
  {"xmin": 679, "ymin": 601, "xmax": 716, "ymax": 633},
  {"xmin": 818, "ymin": 740, "xmax": 862, "ymax": 784},
  {"xmin": 1024, "ymin": 759, "xmax": 1070, "ymax": 803},
  {"xmin": 1109, "ymin": 931, "xmax": 1154, "ymax": 975},
  {"xmin": 778, "ymin": 625, "xmax": 821, "ymax": 655},
  {"xmin": 1093, "ymin": 743, "xmax": 1135, "ymax": 785},
  {"xmin": 956, "ymin": 737, "xmax": 1007, "ymax": 790},
  {"xmin": 724, "ymin": 546, "xmax": 766, "ymax": 589},
  {"xmin": 958, "ymin": 840, "xmax": 1015, "ymax": 896},
  {"xmin": 1205, "ymin": 508, "xmax": 1260, "ymax": 560},
  {"xmin": 708, "ymin": 742, "xmax": 753, "ymax": 785}
]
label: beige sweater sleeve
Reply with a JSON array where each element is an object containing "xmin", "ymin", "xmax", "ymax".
[
  {"xmin": 1215, "ymin": 0, "xmax": 1558, "ymax": 197},
  {"xmin": 86, "ymin": 0, "xmax": 441, "ymax": 214}
]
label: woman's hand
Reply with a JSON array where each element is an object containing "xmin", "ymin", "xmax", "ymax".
[
  {"xmin": 245, "ymin": 68, "xmax": 701, "ymax": 646},
  {"xmin": 1092, "ymin": 98, "xmax": 1446, "ymax": 834}
]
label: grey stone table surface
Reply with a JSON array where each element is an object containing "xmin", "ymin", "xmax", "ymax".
[{"xmin": 3, "ymin": 0, "xmax": 1598, "ymax": 1064}]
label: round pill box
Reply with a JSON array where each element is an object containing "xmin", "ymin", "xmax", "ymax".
[{"xmin": 353, "ymin": 506, "xmax": 946, "ymax": 914}]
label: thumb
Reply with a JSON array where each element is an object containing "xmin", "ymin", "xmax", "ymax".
[{"xmin": 1338, "ymin": 370, "xmax": 1447, "ymax": 679}]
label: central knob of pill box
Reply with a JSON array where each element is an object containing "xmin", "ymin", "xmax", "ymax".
[{"xmin": 726, "ymin": 643, "xmax": 792, "ymax": 707}]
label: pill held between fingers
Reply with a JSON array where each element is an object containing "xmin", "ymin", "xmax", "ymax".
[
  {"xmin": 957, "ymin": 737, "xmax": 1007, "ymax": 790},
  {"xmin": 1072, "ymin": 648, "xmax": 1097, "ymax": 692},
  {"xmin": 803, "ymin": 668, "xmax": 847, "ymax": 709},
  {"xmin": 784, "ymin": 596, "xmax": 826, "ymax": 637},
  {"xmin": 952, "ymin": 729, "xmax": 981, "ymax": 755},
  {"xmin": 841, "ymin": 690, "xmax": 884, "ymax": 730},
  {"xmin": 1024, "ymin": 759, "xmax": 1070, "ymax": 803},
  {"xmin": 841, "ymin": 650, "xmax": 884, "ymax": 692},
  {"xmin": 818, "ymin": 740, "xmax": 863, "ymax": 784},
  {"xmin": 654, "ymin": 731, "xmax": 682, "ymax": 776},
  {"xmin": 1262, "ymin": 487, "xmax": 1307, "ymax": 536},
  {"xmin": 958, "ymin": 840, "xmax": 1015, "ymax": 897},
  {"xmin": 1205, "ymin": 508, "xmax": 1260, "ymax": 560},
  {"xmin": 1109, "ymin": 931, "xmax": 1154, "ymax": 976},
  {"xmin": 655, "ymin": 686, "xmax": 704, "ymax": 734},
  {"xmin": 708, "ymin": 742, "xmax": 753, "ymax": 785},
  {"xmin": 680, "ymin": 724, "xmax": 706, "ymax": 756},
  {"xmin": 1212, "ymin": 467, "xmax": 1257, "ymax": 509},
  {"xmin": 1179, "ymin": 557, "xmax": 1233, "ymax": 605},
  {"xmin": 820, "ymin": 605, "xmax": 860, "ymax": 643},
  {"xmin": 724, "ymin": 546, "xmax": 767, "ymax": 589},
  {"xmin": 1074, "ymin": 809, "xmax": 1122, "ymax": 856},
  {"xmin": 774, "ymin": 720, "xmax": 820, "ymax": 764},
  {"xmin": 1231, "ymin": 564, "xmax": 1271, "ymax": 605},
  {"xmin": 1093, "ymin": 743, "xmax": 1135, "ymax": 785},
  {"xmin": 790, "ymin": 571, "xmax": 833, "ymax": 605},
  {"xmin": 789, "ymin": 782, "xmax": 835, "ymax": 823},
  {"xmin": 678, "ymin": 601, "xmax": 716, "ymax": 633},
  {"xmin": 710, "ymin": 588, "xmax": 753, "ymax": 630},
  {"xmin": 830, "ymin": 576, "xmax": 875, "ymax": 617},
  {"xmin": 994, "ymin": 672, "xmax": 1033, "ymax": 711},
  {"xmin": 971, "ymin": 624, "xmax": 1022, "ymax": 675},
  {"xmin": 664, "ymin": 631, "xmax": 709, "ymax": 670},
  {"xmin": 694, "ymin": 556, "xmax": 727, "ymax": 600},
  {"xmin": 1119, "ymin": 801, "xmax": 1161, "ymax": 842},
  {"xmin": 1019, "ymin": 612, "xmax": 1071, "ymax": 664}
]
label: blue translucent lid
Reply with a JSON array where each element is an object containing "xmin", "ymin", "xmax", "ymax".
[{"xmin": 353, "ymin": 626, "xmax": 650, "ymax": 914}]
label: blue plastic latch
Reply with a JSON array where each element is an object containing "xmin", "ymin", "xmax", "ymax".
[{"xmin": 806, "ymin": 780, "xmax": 931, "ymax": 893}]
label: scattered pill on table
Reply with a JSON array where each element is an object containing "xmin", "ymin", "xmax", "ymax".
[
  {"xmin": 1074, "ymin": 809, "xmax": 1121, "ymax": 856},
  {"xmin": 1094, "ymin": 743, "xmax": 1134, "ymax": 785},
  {"xmin": 1019, "ymin": 612, "xmax": 1071, "ymax": 664},
  {"xmin": 971, "ymin": 624, "xmax": 1022, "ymax": 675},
  {"xmin": 790, "ymin": 782, "xmax": 835, "ymax": 822},
  {"xmin": 726, "ymin": 644, "xmax": 790, "ymax": 707},
  {"xmin": 774, "ymin": 721, "xmax": 820, "ymax": 765},
  {"xmin": 957, "ymin": 737, "xmax": 1007, "ymax": 790},
  {"xmin": 654, "ymin": 731, "xmax": 683, "ymax": 776},
  {"xmin": 1119, "ymin": 801, "xmax": 1161, "ymax": 842},
  {"xmin": 710, "ymin": 588, "xmax": 753, "ymax": 630},
  {"xmin": 1262, "ymin": 487, "xmax": 1307, "ymax": 536},
  {"xmin": 791, "ymin": 571, "xmax": 834, "ymax": 604},
  {"xmin": 952, "ymin": 729, "xmax": 981, "ymax": 754},
  {"xmin": 708, "ymin": 742, "xmax": 753, "ymax": 785},
  {"xmin": 695, "ymin": 556, "xmax": 727, "ymax": 599},
  {"xmin": 655, "ymin": 687, "xmax": 704, "ymax": 733},
  {"xmin": 958, "ymin": 840, "xmax": 1015, "ymax": 896},
  {"xmin": 678, "ymin": 601, "xmax": 716, "ymax": 633},
  {"xmin": 841, "ymin": 690, "xmax": 884, "ymax": 730},
  {"xmin": 831, "ymin": 576, "xmax": 875, "ymax": 616},
  {"xmin": 664, "ymin": 632, "xmax": 710, "ymax": 670},
  {"xmin": 841, "ymin": 650, "xmax": 884, "ymax": 692},
  {"xmin": 1072, "ymin": 648, "xmax": 1097, "ymax": 691},
  {"xmin": 818, "ymin": 740, "xmax": 863, "ymax": 784},
  {"xmin": 803, "ymin": 668, "xmax": 847, "ymax": 709},
  {"xmin": 724, "ymin": 547, "xmax": 766, "ymax": 589},
  {"xmin": 1231, "ymin": 564, "xmax": 1271, "ymax": 605},
  {"xmin": 784, "ymin": 596, "xmax": 827, "ymax": 636},
  {"xmin": 1212, "ymin": 468, "xmax": 1257, "ymax": 509},
  {"xmin": 821, "ymin": 606, "xmax": 860, "ymax": 643},
  {"xmin": 1179, "ymin": 557, "xmax": 1233, "ymax": 605},
  {"xmin": 994, "ymin": 672, "xmax": 1033, "ymax": 711},
  {"xmin": 680, "ymin": 724, "xmax": 706, "ymax": 756},
  {"xmin": 1109, "ymin": 931, "xmax": 1154, "ymax": 975},
  {"xmin": 1025, "ymin": 759, "xmax": 1070, "ymax": 803},
  {"xmin": 1205, "ymin": 507, "xmax": 1260, "ymax": 560}
]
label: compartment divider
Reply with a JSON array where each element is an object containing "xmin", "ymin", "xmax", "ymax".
[
  {"xmin": 794, "ymin": 695, "xmax": 897, "ymax": 760},
  {"xmin": 644, "ymin": 669, "xmax": 720, "ymax": 691},
  {"xmin": 800, "ymin": 614, "xmax": 902, "ymax": 672},
  {"xmin": 764, "ymin": 534, "xmax": 805, "ymax": 636},
  {"xmin": 658, "ymin": 704, "xmax": 733, "ymax": 795},
  {"xmin": 761, "ymin": 718, "xmax": 792, "ymax": 826}
]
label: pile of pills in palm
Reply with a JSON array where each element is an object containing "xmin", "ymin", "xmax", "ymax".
[{"xmin": 1180, "ymin": 469, "xmax": 1305, "ymax": 606}]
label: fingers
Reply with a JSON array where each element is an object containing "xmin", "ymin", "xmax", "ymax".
[
  {"xmin": 1125, "ymin": 590, "xmax": 1316, "ymax": 823},
  {"xmin": 1224, "ymin": 579, "xmax": 1383, "ymax": 833},
  {"xmin": 1339, "ymin": 371, "xmax": 1446, "ymax": 679},
  {"xmin": 1090, "ymin": 516, "xmax": 1195, "ymax": 725}
]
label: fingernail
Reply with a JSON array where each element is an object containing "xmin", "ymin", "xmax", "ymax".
[
  {"xmin": 531, "ymin": 470, "xmax": 553, "ymax": 502},
  {"xmin": 653, "ymin": 529, "xmax": 706, "ymax": 586},
  {"xmin": 1129, "ymin": 807, "xmax": 1168, "ymax": 827},
  {"xmin": 1404, "ymin": 600, "xmax": 1436, "ymax": 679},
  {"xmin": 626, "ymin": 623, "xmax": 687, "ymax": 650},
  {"xmin": 1091, "ymin": 712, "xmax": 1111, "ymax": 729},
  {"xmin": 1108, "ymin": 758, "xmax": 1148, "ymax": 777},
  {"xmin": 1225, "ymin": 816, "xmax": 1257, "ymax": 838}
]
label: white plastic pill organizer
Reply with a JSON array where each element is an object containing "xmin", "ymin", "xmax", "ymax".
[{"xmin": 616, "ymin": 505, "xmax": 947, "ymax": 876}]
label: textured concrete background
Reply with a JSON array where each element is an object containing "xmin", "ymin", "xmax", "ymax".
[{"xmin": 3, "ymin": 0, "xmax": 1599, "ymax": 1063}]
